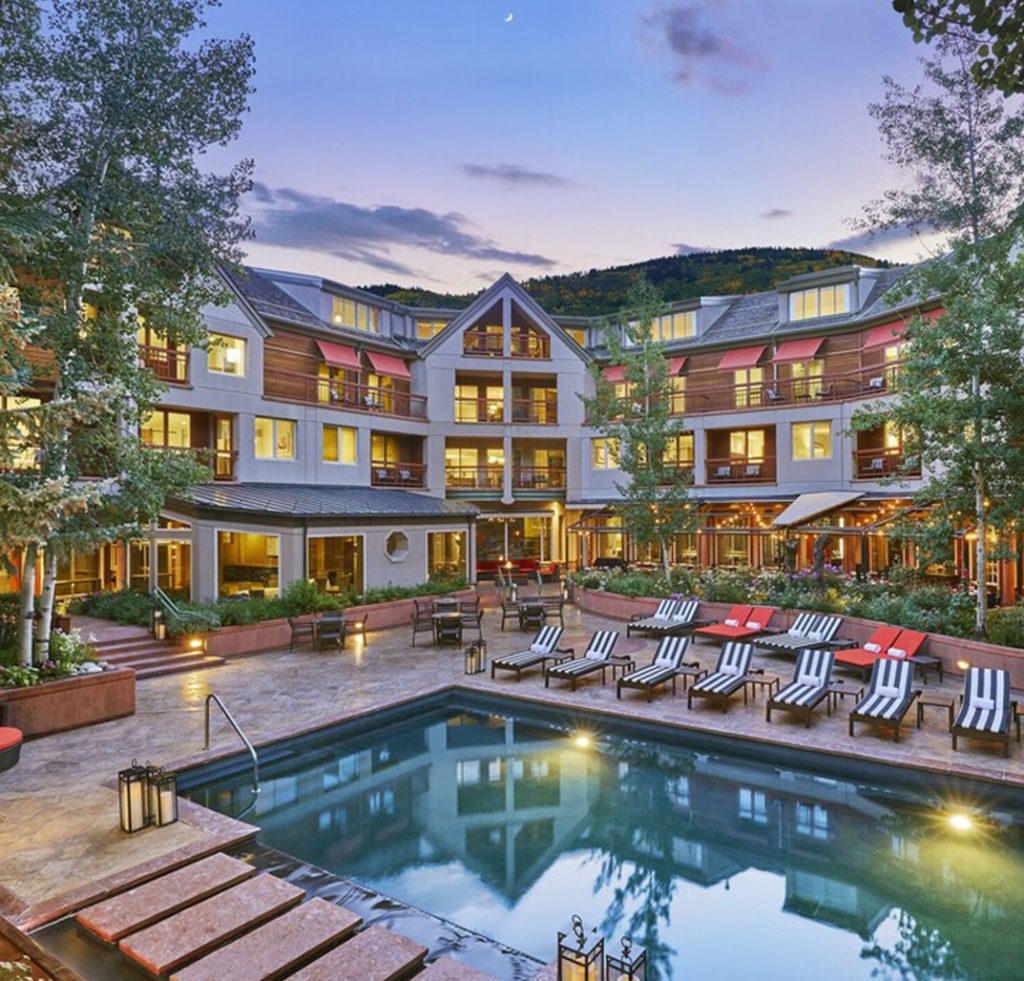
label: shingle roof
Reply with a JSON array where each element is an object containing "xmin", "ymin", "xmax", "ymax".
[
  {"xmin": 173, "ymin": 484, "xmax": 477, "ymax": 520},
  {"xmin": 221, "ymin": 265, "xmax": 324, "ymax": 330}
]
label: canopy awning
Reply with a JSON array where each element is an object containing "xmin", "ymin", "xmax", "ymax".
[
  {"xmin": 774, "ymin": 337, "xmax": 823, "ymax": 363},
  {"xmin": 718, "ymin": 345, "xmax": 765, "ymax": 371},
  {"xmin": 603, "ymin": 365, "xmax": 626, "ymax": 383},
  {"xmin": 366, "ymin": 350, "xmax": 411, "ymax": 379},
  {"xmin": 863, "ymin": 321, "xmax": 908, "ymax": 350},
  {"xmin": 316, "ymin": 340, "xmax": 361, "ymax": 371},
  {"xmin": 772, "ymin": 491, "xmax": 865, "ymax": 528},
  {"xmin": 668, "ymin": 356, "xmax": 687, "ymax": 375}
]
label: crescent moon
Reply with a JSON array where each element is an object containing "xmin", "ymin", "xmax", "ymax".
[{"xmin": 505, "ymin": 12, "xmax": 514, "ymax": 23}]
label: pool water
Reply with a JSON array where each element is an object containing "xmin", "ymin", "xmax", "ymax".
[{"xmin": 181, "ymin": 695, "xmax": 1024, "ymax": 981}]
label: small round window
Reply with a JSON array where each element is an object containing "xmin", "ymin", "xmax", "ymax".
[{"xmin": 385, "ymin": 531, "xmax": 409, "ymax": 562}]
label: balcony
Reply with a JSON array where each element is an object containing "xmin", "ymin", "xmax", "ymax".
[
  {"xmin": 143, "ymin": 445, "xmax": 237, "ymax": 481},
  {"xmin": 512, "ymin": 465, "xmax": 565, "ymax": 490},
  {"xmin": 445, "ymin": 465, "xmax": 504, "ymax": 491},
  {"xmin": 706, "ymin": 457, "xmax": 776, "ymax": 484},
  {"xmin": 370, "ymin": 461, "xmax": 426, "ymax": 487},
  {"xmin": 455, "ymin": 396, "xmax": 504, "ymax": 423},
  {"xmin": 853, "ymin": 447, "xmax": 920, "ymax": 480},
  {"xmin": 511, "ymin": 396, "xmax": 557, "ymax": 425},
  {"xmin": 140, "ymin": 344, "xmax": 189, "ymax": 385},
  {"xmin": 463, "ymin": 328, "xmax": 504, "ymax": 357},
  {"xmin": 264, "ymin": 370, "xmax": 427, "ymax": 419},
  {"xmin": 510, "ymin": 328, "xmax": 550, "ymax": 360}
]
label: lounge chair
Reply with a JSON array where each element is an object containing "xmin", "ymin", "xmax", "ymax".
[
  {"xmin": 490, "ymin": 626, "xmax": 570, "ymax": 680},
  {"xmin": 834, "ymin": 625, "xmax": 902, "ymax": 681},
  {"xmin": 848, "ymin": 659, "xmax": 920, "ymax": 742},
  {"xmin": 952, "ymin": 667, "xmax": 1016, "ymax": 758},
  {"xmin": 545, "ymin": 630, "xmax": 620, "ymax": 691},
  {"xmin": 757, "ymin": 613, "xmax": 842, "ymax": 656},
  {"xmin": 0, "ymin": 726, "xmax": 22, "ymax": 774},
  {"xmin": 695, "ymin": 606, "xmax": 775, "ymax": 642},
  {"xmin": 627, "ymin": 598, "xmax": 709, "ymax": 637},
  {"xmin": 882, "ymin": 629, "xmax": 932, "ymax": 675},
  {"xmin": 626, "ymin": 599, "xmax": 679, "ymax": 636},
  {"xmin": 765, "ymin": 648, "xmax": 835, "ymax": 727},
  {"xmin": 617, "ymin": 635, "xmax": 696, "ymax": 702},
  {"xmin": 694, "ymin": 604, "xmax": 752, "ymax": 640},
  {"xmin": 686, "ymin": 642, "xmax": 754, "ymax": 713}
]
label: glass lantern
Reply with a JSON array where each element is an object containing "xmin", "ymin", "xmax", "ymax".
[
  {"xmin": 557, "ymin": 914, "xmax": 604, "ymax": 981},
  {"xmin": 607, "ymin": 938, "xmax": 646, "ymax": 981},
  {"xmin": 145, "ymin": 765, "xmax": 179, "ymax": 827},
  {"xmin": 118, "ymin": 760, "xmax": 150, "ymax": 833},
  {"xmin": 464, "ymin": 640, "xmax": 487, "ymax": 675}
]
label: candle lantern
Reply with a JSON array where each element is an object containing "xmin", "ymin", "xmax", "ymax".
[
  {"xmin": 118, "ymin": 760, "xmax": 150, "ymax": 833},
  {"xmin": 557, "ymin": 914, "xmax": 604, "ymax": 981},
  {"xmin": 607, "ymin": 938, "xmax": 646, "ymax": 981},
  {"xmin": 464, "ymin": 640, "xmax": 487, "ymax": 675},
  {"xmin": 151, "ymin": 608, "xmax": 166, "ymax": 640},
  {"xmin": 145, "ymin": 765, "xmax": 179, "ymax": 827}
]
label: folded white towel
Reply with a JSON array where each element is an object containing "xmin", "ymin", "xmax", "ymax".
[
  {"xmin": 877, "ymin": 684, "xmax": 902, "ymax": 699},
  {"xmin": 725, "ymin": 618, "xmax": 739, "ymax": 627},
  {"xmin": 864, "ymin": 642, "xmax": 881, "ymax": 653},
  {"xmin": 530, "ymin": 643, "xmax": 547, "ymax": 654},
  {"xmin": 888, "ymin": 647, "xmax": 907, "ymax": 659},
  {"xmin": 746, "ymin": 621, "xmax": 762, "ymax": 630},
  {"xmin": 972, "ymin": 696, "xmax": 996, "ymax": 711}
]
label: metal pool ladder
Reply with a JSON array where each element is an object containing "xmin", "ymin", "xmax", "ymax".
[{"xmin": 204, "ymin": 693, "xmax": 260, "ymax": 796}]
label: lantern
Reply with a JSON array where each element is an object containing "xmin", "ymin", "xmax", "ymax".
[
  {"xmin": 464, "ymin": 640, "xmax": 487, "ymax": 675},
  {"xmin": 145, "ymin": 765, "xmax": 179, "ymax": 827},
  {"xmin": 151, "ymin": 608, "xmax": 166, "ymax": 640},
  {"xmin": 607, "ymin": 938, "xmax": 646, "ymax": 981},
  {"xmin": 118, "ymin": 760, "xmax": 149, "ymax": 833},
  {"xmin": 557, "ymin": 914, "xmax": 604, "ymax": 981}
]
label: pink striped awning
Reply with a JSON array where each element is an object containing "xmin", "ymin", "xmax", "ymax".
[
  {"xmin": 316, "ymin": 340, "xmax": 361, "ymax": 371},
  {"xmin": 773, "ymin": 337, "xmax": 823, "ymax": 363},
  {"xmin": 366, "ymin": 350, "xmax": 411, "ymax": 379},
  {"xmin": 603, "ymin": 365, "xmax": 626, "ymax": 383},
  {"xmin": 717, "ymin": 345, "xmax": 765, "ymax": 371},
  {"xmin": 668, "ymin": 356, "xmax": 687, "ymax": 375}
]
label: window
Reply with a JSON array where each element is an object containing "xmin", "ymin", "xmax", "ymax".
[
  {"xmin": 385, "ymin": 530, "xmax": 409, "ymax": 562},
  {"xmin": 669, "ymin": 374, "xmax": 686, "ymax": 414},
  {"xmin": 208, "ymin": 333, "xmax": 246, "ymax": 375},
  {"xmin": 217, "ymin": 531, "xmax": 279, "ymax": 598},
  {"xmin": 792, "ymin": 421, "xmax": 832, "ymax": 460},
  {"xmin": 417, "ymin": 319, "xmax": 447, "ymax": 339},
  {"xmin": 255, "ymin": 417, "xmax": 296, "ymax": 460},
  {"xmin": 884, "ymin": 342, "xmax": 904, "ymax": 387},
  {"xmin": 331, "ymin": 296, "xmax": 380, "ymax": 333},
  {"xmin": 796, "ymin": 802, "xmax": 829, "ymax": 839},
  {"xmin": 592, "ymin": 437, "xmax": 620, "ymax": 469},
  {"xmin": 141, "ymin": 410, "xmax": 191, "ymax": 449},
  {"xmin": 730, "ymin": 429, "xmax": 765, "ymax": 459},
  {"xmin": 322, "ymin": 425, "xmax": 357, "ymax": 464},
  {"xmin": 790, "ymin": 359, "xmax": 824, "ymax": 398},
  {"xmin": 664, "ymin": 433, "xmax": 694, "ymax": 467},
  {"xmin": 1, "ymin": 395, "xmax": 41, "ymax": 469},
  {"xmin": 565, "ymin": 327, "xmax": 587, "ymax": 347},
  {"xmin": 789, "ymin": 284, "xmax": 851, "ymax": 321},
  {"xmin": 308, "ymin": 535, "xmax": 363, "ymax": 594},
  {"xmin": 734, "ymin": 367, "xmax": 764, "ymax": 408},
  {"xmin": 654, "ymin": 311, "xmax": 696, "ymax": 342},
  {"xmin": 738, "ymin": 788, "xmax": 768, "ymax": 824},
  {"xmin": 428, "ymin": 531, "xmax": 466, "ymax": 577}
]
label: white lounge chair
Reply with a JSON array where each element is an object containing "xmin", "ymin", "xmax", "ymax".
[
  {"xmin": 686, "ymin": 642, "xmax": 754, "ymax": 713},
  {"xmin": 545, "ymin": 630, "xmax": 620, "ymax": 691},
  {"xmin": 490, "ymin": 626, "xmax": 570, "ymax": 680},
  {"xmin": 617, "ymin": 635, "xmax": 696, "ymax": 702},
  {"xmin": 848, "ymin": 659, "xmax": 920, "ymax": 742},
  {"xmin": 952, "ymin": 667, "xmax": 1016, "ymax": 758},
  {"xmin": 766, "ymin": 648, "xmax": 835, "ymax": 727}
]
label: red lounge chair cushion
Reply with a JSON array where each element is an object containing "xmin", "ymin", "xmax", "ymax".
[
  {"xmin": 697, "ymin": 623, "xmax": 758, "ymax": 639},
  {"xmin": 836, "ymin": 648, "xmax": 882, "ymax": 668},
  {"xmin": 885, "ymin": 629, "xmax": 926, "ymax": 660},
  {"xmin": 0, "ymin": 727, "xmax": 23, "ymax": 753}
]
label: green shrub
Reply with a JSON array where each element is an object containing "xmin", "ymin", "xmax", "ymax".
[
  {"xmin": 0, "ymin": 592, "xmax": 19, "ymax": 661},
  {"xmin": 0, "ymin": 664, "xmax": 39, "ymax": 688},
  {"xmin": 68, "ymin": 589, "xmax": 153, "ymax": 627},
  {"xmin": 986, "ymin": 605, "xmax": 1024, "ymax": 649}
]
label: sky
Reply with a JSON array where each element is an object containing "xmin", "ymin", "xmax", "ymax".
[{"xmin": 201, "ymin": 0, "xmax": 936, "ymax": 293}]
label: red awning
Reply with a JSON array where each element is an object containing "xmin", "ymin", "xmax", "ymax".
[
  {"xmin": 863, "ymin": 321, "xmax": 908, "ymax": 350},
  {"xmin": 366, "ymin": 350, "xmax": 411, "ymax": 379},
  {"xmin": 603, "ymin": 365, "xmax": 626, "ymax": 383},
  {"xmin": 717, "ymin": 345, "xmax": 765, "ymax": 371},
  {"xmin": 773, "ymin": 337, "xmax": 823, "ymax": 363},
  {"xmin": 316, "ymin": 340, "xmax": 361, "ymax": 371},
  {"xmin": 667, "ymin": 356, "xmax": 686, "ymax": 376}
]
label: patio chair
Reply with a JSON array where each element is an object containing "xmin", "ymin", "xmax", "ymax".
[
  {"xmin": 834, "ymin": 625, "xmax": 903, "ymax": 681},
  {"xmin": 765, "ymin": 648, "xmax": 836, "ymax": 728},
  {"xmin": 0, "ymin": 726, "xmax": 22, "ymax": 774},
  {"xmin": 500, "ymin": 597, "xmax": 520, "ymax": 631},
  {"xmin": 316, "ymin": 615, "xmax": 345, "ymax": 652},
  {"xmin": 627, "ymin": 599, "xmax": 678, "ymax": 636},
  {"xmin": 490, "ymin": 626, "xmax": 571, "ymax": 680},
  {"xmin": 460, "ymin": 600, "xmax": 484, "ymax": 642},
  {"xmin": 410, "ymin": 599, "xmax": 434, "ymax": 646},
  {"xmin": 542, "ymin": 597, "xmax": 565, "ymax": 627},
  {"xmin": 617, "ymin": 635, "xmax": 696, "ymax": 702},
  {"xmin": 342, "ymin": 609, "xmax": 367, "ymax": 643},
  {"xmin": 757, "ymin": 614, "xmax": 843, "ymax": 656},
  {"xmin": 545, "ymin": 630, "xmax": 620, "ymax": 691},
  {"xmin": 686, "ymin": 642, "xmax": 754, "ymax": 713},
  {"xmin": 952, "ymin": 667, "xmax": 1016, "ymax": 758},
  {"xmin": 288, "ymin": 616, "xmax": 315, "ymax": 652},
  {"xmin": 696, "ymin": 606, "xmax": 775, "ymax": 642},
  {"xmin": 848, "ymin": 659, "xmax": 920, "ymax": 742}
]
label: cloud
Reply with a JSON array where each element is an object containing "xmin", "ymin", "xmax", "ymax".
[
  {"xmin": 760, "ymin": 208, "xmax": 792, "ymax": 220},
  {"xmin": 672, "ymin": 242, "xmax": 709, "ymax": 255},
  {"xmin": 461, "ymin": 163, "xmax": 576, "ymax": 189},
  {"xmin": 248, "ymin": 183, "xmax": 557, "ymax": 274},
  {"xmin": 644, "ymin": 2, "xmax": 767, "ymax": 94},
  {"xmin": 827, "ymin": 224, "xmax": 924, "ymax": 253}
]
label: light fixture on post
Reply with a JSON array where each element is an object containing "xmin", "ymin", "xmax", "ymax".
[
  {"xmin": 118, "ymin": 760, "xmax": 150, "ymax": 833},
  {"xmin": 464, "ymin": 640, "xmax": 487, "ymax": 675},
  {"xmin": 557, "ymin": 914, "xmax": 604, "ymax": 981},
  {"xmin": 607, "ymin": 937, "xmax": 646, "ymax": 981},
  {"xmin": 145, "ymin": 765, "xmax": 179, "ymax": 827}
]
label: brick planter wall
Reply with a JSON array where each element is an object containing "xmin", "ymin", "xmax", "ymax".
[{"xmin": 0, "ymin": 668, "xmax": 136, "ymax": 737}]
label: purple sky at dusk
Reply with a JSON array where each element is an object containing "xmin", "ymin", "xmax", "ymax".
[{"xmin": 202, "ymin": 1, "xmax": 936, "ymax": 292}]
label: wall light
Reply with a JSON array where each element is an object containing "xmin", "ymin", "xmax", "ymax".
[{"xmin": 956, "ymin": 659, "xmax": 970, "ymax": 672}]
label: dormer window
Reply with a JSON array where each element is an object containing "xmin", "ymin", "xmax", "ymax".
[
  {"xmin": 789, "ymin": 284, "xmax": 851, "ymax": 321},
  {"xmin": 654, "ymin": 311, "xmax": 696, "ymax": 342},
  {"xmin": 332, "ymin": 296, "xmax": 380, "ymax": 333},
  {"xmin": 417, "ymin": 319, "xmax": 447, "ymax": 339}
]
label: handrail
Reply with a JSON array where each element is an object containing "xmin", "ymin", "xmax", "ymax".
[
  {"xmin": 204, "ymin": 693, "xmax": 260, "ymax": 795},
  {"xmin": 152, "ymin": 586, "xmax": 220, "ymax": 631}
]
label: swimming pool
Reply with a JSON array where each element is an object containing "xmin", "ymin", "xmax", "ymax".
[{"xmin": 180, "ymin": 692, "xmax": 1024, "ymax": 980}]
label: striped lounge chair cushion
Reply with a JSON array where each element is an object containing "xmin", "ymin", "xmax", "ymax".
[
  {"xmin": 691, "ymin": 642, "xmax": 752, "ymax": 694},
  {"xmin": 772, "ymin": 649, "xmax": 835, "ymax": 706},
  {"xmin": 622, "ymin": 635, "xmax": 691, "ymax": 685},
  {"xmin": 955, "ymin": 668, "xmax": 1011, "ymax": 734},
  {"xmin": 548, "ymin": 630, "xmax": 619, "ymax": 677},
  {"xmin": 632, "ymin": 600, "xmax": 680, "ymax": 628},
  {"xmin": 670, "ymin": 599, "xmax": 700, "ymax": 623},
  {"xmin": 493, "ymin": 626, "xmax": 564, "ymax": 667},
  {"xmin": 853, "ymin": 659, "xmax": 914, "ymax": 719}
]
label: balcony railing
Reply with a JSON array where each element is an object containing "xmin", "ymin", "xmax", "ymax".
[
  {"xmin": 264, "ymin": 370, "xmax": 427, "ymax": 419},
  {"xmin": 144, "ymin": 443, "xmax": 237, "ymax": 481},
  {"xmin": 140, "ymin": 344, "xmax": 189, "ymax": 384},
  {"xmin": 370, "ymin": 461, "xmax": 426, "ymax": 487},
  {"xmin": 445, "ymin": 465, "xmax": 504, "ymax": 490},
  {"xmin": 455, "ymin": 397, "xmax": 505, "ymax": 423},
  {"xmin": 510, "ymin": 331, "xmax": 550, "ymax": 359},
  {"xmin": 463, "ymin": 330, "xmax": 504, "ymax": 357},
  {"xmin": 512, "ymin": 466, "xmax": 565, "ymax": 490},
  {"xmin": 511, "ymin": 397, "xmax": 557, "ymax": 424},
  {"xmin": 705, "ymin": 456, "xmax": 776, "ymax": 484},
  {"xmin": 853, "ymin": 447, "xmax": 921, "ymax": 479},
  {"xmin": 659, "ymin": 463, "xmax": 694, "ymax": 484}
]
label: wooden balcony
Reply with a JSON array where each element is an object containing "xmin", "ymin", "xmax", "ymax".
[
  {"xmin": 512, "ymin": 466, "xmax": 565, "ymax": 490},
  {"xmin": 511, "ymin": 397, "xmax": 557, "ymax": 425},
  {"xmin": 370, "ymin": 461, "xmax": 426, "ymax": 487},
  {"xmin": 463, "ymin": 329, "xmax": 504, "ymax": 357},
  {"xmin": 853, "ymin": 447, "xmax": 921, "ymax": 479},
  {"xmin": 140, "ymin": 344, "xmax": 189, "ymax": 385},
  {"xmin": 705, "ymin": 457, "xmax": 776, "ymax": 484},
  {"xmin": 455, "ymin": 397, "xmax": 504, "ymax": 423},
  {"xmin": 445, "ymin": 465, "xmax": 504, "ymax": 490},
  {"xmin": 264, "ymin": 370, "xmax": 427, "ymax": 419},
  {"xmin": 510, "ymin": 329, "xmax": 550, "ymax": 359}
]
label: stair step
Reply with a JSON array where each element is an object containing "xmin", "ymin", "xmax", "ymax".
[
  {"xmin": 102, "ymin": 648, "xmax": 191, "ymax": 663},
  {"xmin": 288, "ymin": 925, "xmax": 427, "ymax": 981},
  {"xmin": 118, "ymin": 874, "xmax": 304, "ymax": 977},
  {"xmin": 76, "ymin": 854, "xmax": 255, "ymax": 943},
  {"xmin": 171, "ymin": 898, "xmax": 362, "ymax": 981},
  {"xmin": 95, "ymin": 641, "xmax": 179, "ymax": 657},
  {"xmin": 133, "ymin": 657, "xmax": 225, "ymax": 680}
]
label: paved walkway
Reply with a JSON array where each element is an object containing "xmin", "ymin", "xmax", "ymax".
[{"xmin": 2, "ymin": 605, "xmax": 1022, "ymax": 931}]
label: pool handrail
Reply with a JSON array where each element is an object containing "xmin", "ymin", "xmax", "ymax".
[{"xmin": 204, "ymin": 693, "xmax": 260, "ymax": 795}]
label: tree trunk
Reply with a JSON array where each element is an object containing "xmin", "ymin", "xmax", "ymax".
[
  {"xmin": 974, "ymin": 464, "xmax": 987, "ymax": 638},
  {"xmin": 18, "ymin": 543, "xmax": 38, "ymax": 667},
  {"xmin": 34, "ymin": 547, "xmax": 58, "ymax": 663},
  {"xmin": 660, "ymin": 534, "xmax": 672, "ymax": 581}
]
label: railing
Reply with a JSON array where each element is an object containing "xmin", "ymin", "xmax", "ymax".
[
  {"xmin": 153, "ymin": 586, "xmax": 220, "ymax": 632},
  {"xmin": 140, "ymin": 344, "xmax": 189, "ymax": 384},
  {"xmin": 455, "ymin": 397, "xmax": 505, "ymax": 423},
  {"xmin": 370, "ymin": 461, "xmax": 426, "ymax": 487},
  {"xmin": 853, "ymin": 447, "xmax": 921, "ymax": 479},
  {"xmin": 510, "ymin": 331, "xmax": 550, "ymax": 359},
  {"xmin": 511, "ymin": 397, "xmax": 557, "ymax": 424},
  {"xmin": 264, "ymin": 369, "xmax": 427, "ymax": 419},
  {"xmin": 705, "ymin": 456, "xmax": 776, "ymax": 484},
  {"xmin": 212, "ymin": 449, "xmax": 238, "ymax": 481},
  {"xmin": 512, "ymin": 466, "xmax": 565, "ymax": 490},
  {"xmin": 463, "ymin": 330, "xmax": 504, "ymax": 357},
  {"xmin": 659, "ymin": 464, "xmax": 694, "ymax": 484},
  {"xmin": 204, "ymin": 693, "xmax": 260, "ymax": 796},
  {"xmin": 445, "ymin": 465, "xmax": 504, "ymax": 490}
]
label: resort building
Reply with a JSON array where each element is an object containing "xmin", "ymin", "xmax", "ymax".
[{"xmin": 7, "ymin": 260, "xmax": 1003, "ymax": 603}]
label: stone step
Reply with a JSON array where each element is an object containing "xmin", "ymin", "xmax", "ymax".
[
  {"xmin": 170, "ymin": 897, "xmax": 362, "ymax": 981},
  {"xmin": 418, "ymin": 958, "xmax": 499, "ymax": 980},
  {"xmin": 118, "ymin": 874, "xmax": 304, "ymax": 977},
  {"xmin": 93, "ymin": 637, "xmax": 177, "ymax": 655},
  {"xmin": 76, "ymin": 853, "xmax": 256, "ymax": 944},
  {"xmin": 133, "ymin": 656, "xmax": 225, "ymax": 680},
  {"xmin": 289, "ymin": 925, "xmax": 427, "ymax": 981}
]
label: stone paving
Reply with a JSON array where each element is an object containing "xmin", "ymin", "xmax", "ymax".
[{"xmin": 3, "ymin": 601, "xmax": 1024, "ymax": 931}]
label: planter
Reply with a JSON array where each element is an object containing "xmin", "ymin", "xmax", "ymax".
[{"xmin": 0, "ymin": 667, "xmax": 136, "ymax": 738}]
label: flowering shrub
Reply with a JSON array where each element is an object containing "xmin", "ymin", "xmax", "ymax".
[{"xmin": 0, "ymin": 629, "xmax": 99, "ymax": 688}]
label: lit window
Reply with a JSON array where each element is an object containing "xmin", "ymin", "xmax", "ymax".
[
  {"xmin": 789, "ymin": 284, "xmax": 851, "ymax": 321},
  {"xmin": 1, "ymin": 395, "xmax": 42, "ymax": 469},
  {"xmin": 730, "ymin": 429, "xmax": 765, "ymax": 459},
  {"xmin": 255, "ymin": 417, "xmax": 296, "ymax": 460},
  {"xmin": 592, "ymin": 437, "xmax": 620, "ymax": 469},
  {"xmin": 790, "ymin": 359, "xmax": 824, "ymax": 398},
  {"xmin": 208, "ymin": 333, "xmax": 246, "ymax": 375},
  {"xmin": 792, "ymin": 421, "xmax": 831, "ymax": 460},
  {"xmin": 654, "ymin": 311, "xmax": 696, "ymax": 341},
  {"xmin": 332, "ymin": 296, "xmax": 380, "ymax": 333},
  {"xmin": 884, "ymin": 342, "xmax": 904, "ymax": 387},
  {"xmin": 734, "ymin": 367, "xmax": 764, "ymax": 408},
  {"xmin": 664, "ymin": 433, "xmax": 694, "ymax": 466},
  {"xmin": 416, "ymin": 319, "xmax": 447, "ymax": 339},
  {"xmin": 565, "ymin": 327, "xmax": 587, "ymax": 347},
  {"xmin": 322, "ymin": 425, "xmax": 357, "ymax": 464},
  {"xmin": 141, "ymin": 410, "xmax": 191, "ymax": 449}
]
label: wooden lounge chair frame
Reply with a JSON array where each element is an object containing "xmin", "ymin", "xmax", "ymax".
[
  {"xmin": 848, "ymin": 659, "xmax": 921, "ymax": 742},
  {"xmin": 686, "ymin": 642, "xmax": 754, "ymax": 713},
  {"xmin": 951, "ymin": 668, "xmax": 1017, "ymax": 758},
  {"xmin": 490, "ymin": 627, "xmax": 572, "ymax": 680},
  {"xmin": 765, "ymin": 649, "xmax": 835, "ymax": 728},
  {"xmin": 545, "ymin": 631, "xmax": 620, "ymax": 691},
  {"xmin": 617, "ymin": 635, "xmax": 695, "ymax": 702}
]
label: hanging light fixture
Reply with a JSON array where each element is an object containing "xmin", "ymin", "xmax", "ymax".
[{"xmin": 118, "ymin": 760, "xmax": 150, "ymax": 833}]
